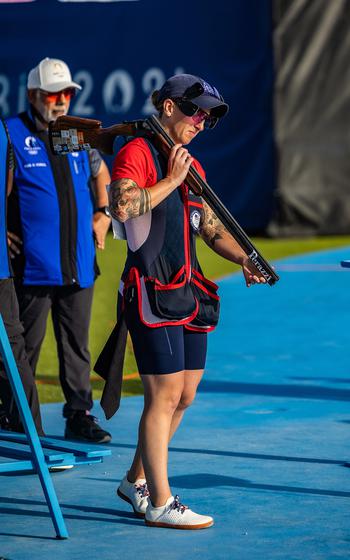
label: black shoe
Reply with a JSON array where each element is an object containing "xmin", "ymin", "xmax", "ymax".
[{"xmin": 64, "ymin": 411, "xmax": 112, "ymax": 444}]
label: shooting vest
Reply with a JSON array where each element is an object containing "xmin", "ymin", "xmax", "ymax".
[
  {"xmin": 0, "ymin": 119, "xmax": 11, "ymax": 279},
  {"xmin": 6, "ymin": 112, "xmax": 96, "ymax": 287},
  {"xmin": 121, "ymin": 138, "xmax": 220, "ymax": 331}
]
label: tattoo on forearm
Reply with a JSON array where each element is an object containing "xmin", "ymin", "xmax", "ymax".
[
  {"xmin": 199, "ymin": 201, "xmax": 227, "ymax": 248},
  {"xmin": 109, "ymin": 178, "xmax": 151, "ymax": 221}
]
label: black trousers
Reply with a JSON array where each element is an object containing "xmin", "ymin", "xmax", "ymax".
[
  {"xmin": 15, "ymin": 283, "xmax": 94, "ymax": 417},
  {"xmin": 0, "ymin": 278, "xmax": 44, "ymax": 435}
]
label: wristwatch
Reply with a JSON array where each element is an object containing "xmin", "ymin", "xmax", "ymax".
[{"xmin": 94, "ymin": 206, "xmax": 111, "ymax": 218}]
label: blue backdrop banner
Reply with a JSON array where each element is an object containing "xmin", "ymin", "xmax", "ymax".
[{"xmin": 0, "ymin": 0, "xmax": 275, "ymax": 231}]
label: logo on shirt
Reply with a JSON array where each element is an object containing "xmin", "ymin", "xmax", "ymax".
[
  {"xmin": 190, "ymin": 210, "xmax": 201, "ymax": 231},
  {"xmin": 24, "ymin": 136, "xmax": 41, "ymax": 156}
]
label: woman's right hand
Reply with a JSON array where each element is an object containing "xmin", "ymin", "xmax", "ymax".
[{"xmin": 166, "ymin": 144, "xmax": 194, "ymax": 187}]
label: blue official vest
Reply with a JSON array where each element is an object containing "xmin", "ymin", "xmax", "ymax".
[
  {"xmin": 0, "ymin": 119, "xmax": 10, "ymax": 279},
  {"xmin": 6, "ymin": 112, "xmax": 96, "ymax": 287}
]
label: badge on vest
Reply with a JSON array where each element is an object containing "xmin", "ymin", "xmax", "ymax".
[
  {"xmin": 190, "ymin": 210, "xmax": 201, "ymax": 231},
  {"xmin": 24, "ymin": 136, "xmax": 41, "ymax": 156}
]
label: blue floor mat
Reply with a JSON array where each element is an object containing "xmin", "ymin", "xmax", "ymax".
[{"xmin": 0, "ymin": 246, "xmax": 349, "ymax": 560}]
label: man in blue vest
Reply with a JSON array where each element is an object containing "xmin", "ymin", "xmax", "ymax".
[
  {"xmin": 6, "ymin": 57, "xmax": 112, "ymax": 443},
  {"xmin": 0, "ymin": 118, "xmax": 44, "ymax": 436}
]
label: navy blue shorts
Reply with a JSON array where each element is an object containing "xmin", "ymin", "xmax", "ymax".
[{"xmin": 124, "ymin": 298, "xmax": 207, "ymax": 375}]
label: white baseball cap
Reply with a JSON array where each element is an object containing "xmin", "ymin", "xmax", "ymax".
[{"xmin": 27, "ymin": 57, "xmax": 82, "ymax": 92}]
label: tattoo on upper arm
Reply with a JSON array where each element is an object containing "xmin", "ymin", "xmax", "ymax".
[
  {"xmin": 199, "ymin": 201, "xmax": 227, "ymax": 248},
  {"xmin": 139, "ymin": 188, "xmax": 152, "ymax": 216},
  {"xmin": 109, "ymin": 178, "xmax": 151, "ymax": 222}
]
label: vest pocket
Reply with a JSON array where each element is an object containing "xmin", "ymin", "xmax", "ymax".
[
  {"xmin": 145, "ymin": 267, "xmax": 197, "ymax": 320},
  {"xmin": 190, "ymin": 270, "xmax": 220, "ymax": 327}
]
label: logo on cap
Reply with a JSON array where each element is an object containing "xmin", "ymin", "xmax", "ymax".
[
  {"xmin": 50, "ymin": 62, "xmax": 66, "ymax": 79},
  {"xmin": 201, "ymin": 80, "xmax": 220, "ymax": 100}
]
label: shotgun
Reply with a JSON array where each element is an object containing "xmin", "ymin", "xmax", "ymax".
[{"xmin": 49, "ymin": 115, "xmax": 279, "ymax": 285}]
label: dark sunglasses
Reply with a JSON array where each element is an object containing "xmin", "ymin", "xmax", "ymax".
[
  {"xmin": 173, "ymin": 98, "xmax": 218, "ymax": 129},
  {"xmin": 39, "ymin": 88, "xmax": 76, "ymax": 102}
]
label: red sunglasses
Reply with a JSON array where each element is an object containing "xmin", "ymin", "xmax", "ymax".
[
  {"xmin": 39, "ymin": 88, "xmax": 76, "ymax": 102},
  {"xmin": 174, "ymin": 98, "xmax": 218, "ymax": 129}
]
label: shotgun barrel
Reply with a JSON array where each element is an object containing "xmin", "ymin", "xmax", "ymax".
[{"xmin": 144, "ymin": 115, "xmax": 279, "ymax": 286}]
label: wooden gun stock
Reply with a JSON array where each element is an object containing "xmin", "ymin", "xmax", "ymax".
[
  {"xmin": 49, "ymin": 115, "xmax": 146, "ymax": 155},
  {"xmin": 49, "ymin": 114, "xmax": 279, "ymax": 285}
]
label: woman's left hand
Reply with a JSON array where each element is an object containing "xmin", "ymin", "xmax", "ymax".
[{"xmin": 241, "ymin": 256, "xmax": 267, "ymax": 287}]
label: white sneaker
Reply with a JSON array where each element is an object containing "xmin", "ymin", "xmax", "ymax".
[
  {"xmin": 49, "ymin": 464, "xmax": 74, "ymax": 472},
  {"xmin": 145, "ymin": 495, "xmax": 214, "ymax": 530},
  {"xmin": 117, "ymin": 473, "xmax": 150, "ymax": 517}
]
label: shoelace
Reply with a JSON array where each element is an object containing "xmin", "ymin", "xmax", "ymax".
[
  {"xmin": 135, "ymin": 482, "xmax": 150, "ymax": 498},
  {"xmin": 76, "ymin": 413, "xmax": 98, "ymax": 424},
  {"xmin": 170, "ymin": 495, "xmax": 188, "ymax": 514}
]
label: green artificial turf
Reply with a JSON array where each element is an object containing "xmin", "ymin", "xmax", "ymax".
[{"xmin": 36, "ymin": 233, "xmax": 350, "ymax": 403}]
